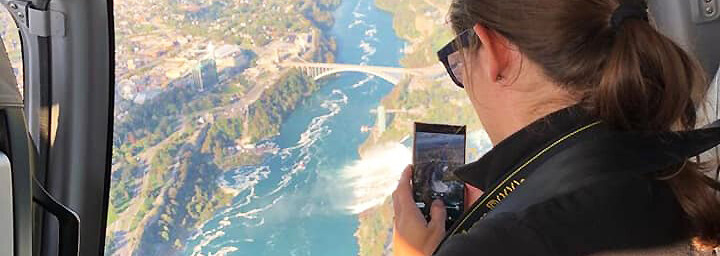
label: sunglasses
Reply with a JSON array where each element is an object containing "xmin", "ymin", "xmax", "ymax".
[{"xmin": 437, "ymin": 29, "xmax": 473, "ymax": 88}]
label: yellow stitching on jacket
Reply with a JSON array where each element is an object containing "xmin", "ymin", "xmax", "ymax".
[{"xmin": 448, "ymin": 121, "xmax": 602, "ymax": 236}]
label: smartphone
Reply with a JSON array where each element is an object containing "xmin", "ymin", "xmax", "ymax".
[{"xmin": 412, "ymin": 122, "xmax": 466, "ymax": 230}]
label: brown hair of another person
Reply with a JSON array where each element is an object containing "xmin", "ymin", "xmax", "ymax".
[{"xmin": 448, "ymin": 0, "xmax": 720, "ymax": 250}]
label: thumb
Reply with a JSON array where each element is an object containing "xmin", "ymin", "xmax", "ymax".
[{"xmin": 428, "ymin": 199, "xmax": 447, "ymax": 231}]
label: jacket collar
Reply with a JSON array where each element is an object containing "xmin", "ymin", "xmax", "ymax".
[{"xmin": 454, "ymin": 105, "xmax": 597, "ymax": 190}]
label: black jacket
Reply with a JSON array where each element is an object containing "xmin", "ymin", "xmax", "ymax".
[{"xmin": 434, "ymin": 106, "xmax": 720, "ymax": 255}]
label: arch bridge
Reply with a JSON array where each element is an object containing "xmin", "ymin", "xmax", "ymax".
[{"xmin": 281, "ymin": 61, "xmax": 442, "ymax": 85}]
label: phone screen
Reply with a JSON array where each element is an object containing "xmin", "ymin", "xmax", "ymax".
[{"xmin": 412, "ymin": 123, "xmax": 466, "ymax": 229}]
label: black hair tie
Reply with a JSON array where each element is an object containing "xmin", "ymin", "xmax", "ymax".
[{"xmin": 610, "ymin": 2, "xmax": 649, "ymax": 30}]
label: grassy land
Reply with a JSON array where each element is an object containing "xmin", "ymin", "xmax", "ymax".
[
  {"xmin": 375, "ymin": 0, "xmax": 455, "ymax": 68},
  {"xmin": 246, "ymin": 69, "xmax": 318, "ymax": 142},
  {"xmin": 356, "ymin": 197, "xmax": 394, "ymax": 256}
]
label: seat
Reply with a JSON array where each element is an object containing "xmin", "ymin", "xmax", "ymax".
[
  {"xmin": 0, "ymin": 151, "xmax": 13, "ymax": 256},
  {"xmin": 0, "ymin": 33, "xmax": 32, "ymax": 256}
]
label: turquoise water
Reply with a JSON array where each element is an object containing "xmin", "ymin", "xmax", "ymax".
[{"xmin": 184, "ymin": 0, "xmax": 405, "ymax": 254}]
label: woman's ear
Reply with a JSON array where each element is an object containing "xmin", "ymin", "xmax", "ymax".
[{"xmin": 472, "ymin": 24, "xmax": 513, "ymax": 84}]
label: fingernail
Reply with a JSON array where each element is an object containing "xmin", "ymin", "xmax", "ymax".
[{"xmin": 433, "ymin": 199, "xmax": 444, "ymax": 206}]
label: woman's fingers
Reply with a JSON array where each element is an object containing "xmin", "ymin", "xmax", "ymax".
[
  {"xmin": 393, "ymin": 165, "xmax": 415, "ymax": 214},
  {"xmin": 391, "ymin": 166, "xmax": 447, "ymax": 256},
  {"xmin": 393, "ymin": 166, "xmax": 407, "ymax": 217},
  {"xmin": 427, "ymin": 199, "xmax": 447, "ymax": 246},
  {"xmin": 427, "ymin": 199, "xmax": 446, "ymax": 231},
  {"xmin": 392, "ymin": 190, "xmax": 402, "ymax": 217},
  {"xmin": 397, "ymin": 165, "xmax": 413, "ymax": 196}
]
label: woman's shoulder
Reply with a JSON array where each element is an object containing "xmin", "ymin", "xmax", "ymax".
[
  {"xmin": 490, "ymin": 123, "xmax": 697, "ymax": 215},
  {"xmin": 438, "ymin": 176, "xmax": 691, "ymax": 256},
  {"xmin": 498, "ymin": 175, "xmax": 690, "ymax": 255},
  {"xmin": 436, "ymin": 210, "xmax": 553, "ymax": 255},
  {"xmin": 439, "ymin": 124, "xmax": 716, "ymax": 255}
]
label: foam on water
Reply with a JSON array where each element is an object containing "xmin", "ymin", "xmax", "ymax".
[
  {"xmin": 348, "ymin": 0, "xmax": 379, "ymax": 66},
  {"xmin": 339, "ymin": 143, "xmax": 411, "ymax": 214},
  {"xmin": 348, "ymin": 0, "xmax": 367, "ymax": 30},
  {"xmin": 352, "ymin": 11, "xmax": 366, "ymax": 18},
  {"xmin": 271, "ymin": 89, "xmax": 348, "ymax": 195},
  {"xmin": 191, "ymin": 231, "xmax": 225, "ymax": 256},
  {"xmin": 210, "ymin": 247, "xmax": 238, "ymax": 256},
  {"xmin": 348, "ymin": 19, "xmax": 364, "ymax": 29},
  {"xmin": 364, "ymin": 28, "xmax": 378, "ymax": 39},
  {"xmin": 187, "ymin": 166, "xmax": 272, "ymax": 244},
  {"xmin": 218, "ymin": 217, "xmax": 231, "ymax": 227},
  {"xmin": 358, "ymin": 40, "xmax": 377, "ymax": 64},
  {"xmin": 351, "ymin": 75, "xmax": 375, "ymax": 88},
  {"xmin": 235, "ymin": 195, "xmax": 284, "ymax": 219},
  {"xmin": 221, "ymin": 166, "xmax": 270, "ymax": 192}
]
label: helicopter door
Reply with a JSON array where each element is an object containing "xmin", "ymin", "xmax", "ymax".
[
  {"xmin": 0, "ymin": 0, "xmax": 113, "ymax": 254},
  {"xmin": 0, "ymin": 19, "xmax": 80, "ymax": 256}
]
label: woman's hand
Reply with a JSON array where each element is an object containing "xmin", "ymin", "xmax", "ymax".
[{"xmin": 392, "ymin": 165, "xmax": 447, "ymax": 256}]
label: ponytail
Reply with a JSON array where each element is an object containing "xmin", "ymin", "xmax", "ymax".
[
  {"xmin": 595, "ymin": 20, "xmax": 700, "ymax": 131},
  {"xmin": 595, "ymin": 11, "xmax": 720, "ymax": 251}
]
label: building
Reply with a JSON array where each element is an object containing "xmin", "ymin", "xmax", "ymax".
[
  {"xmin": 133, "ymin": 88, "xmax": 161, "ymax": 104},
  {"xmin": 295, "ymin": 33, "xmax": 312, "ymax": 53},
  {"xmin": 376, "ymin": 105, "xmax": 386, "ymax": 135},
  {"xmin": 191, "ymin": 58, "xmax": 218, "ymax": 90},
  {"xmin": 118, "ymin": 79, "xmax": 136, "ymax": 101}
]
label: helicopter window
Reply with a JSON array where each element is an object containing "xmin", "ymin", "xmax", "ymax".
[
  {"xmin": 0, "ymin": 9, "xmax": 23, "ymax": 97},
  {"xmin": 105, "ymin": 0, "xmax": 488, "ymax": 255}
]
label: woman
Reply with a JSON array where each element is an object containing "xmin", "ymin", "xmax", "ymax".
[{"xmin": 391, "ymin": 0, "xmax": 720, "ymax": 255}]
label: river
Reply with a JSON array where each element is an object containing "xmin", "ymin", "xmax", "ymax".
[{"xmin": 183, "ymin": 0, "xmax": 406, "ymax": 254}]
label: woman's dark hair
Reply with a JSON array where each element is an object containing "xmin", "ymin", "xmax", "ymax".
[{"xmin": 448, "ymin": 0, "xmax": 720, "ymax": 250}]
